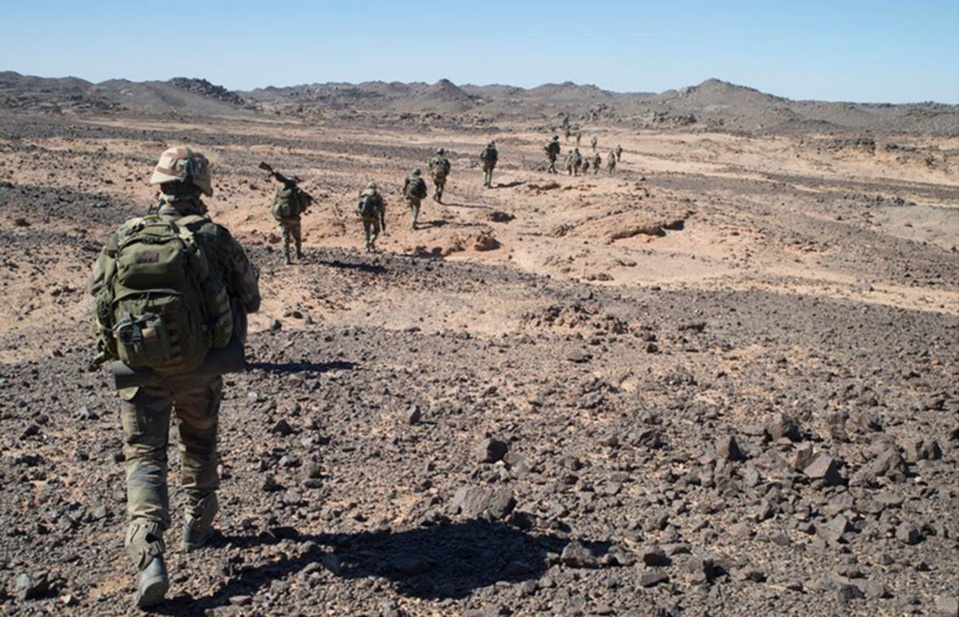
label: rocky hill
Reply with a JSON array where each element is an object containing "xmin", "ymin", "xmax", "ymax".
[{"xmin": 1, "ymin": 71, "xmax": 956, "ymax": 136}]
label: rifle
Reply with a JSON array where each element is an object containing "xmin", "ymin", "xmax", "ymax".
[{"xmin": 259, "ymin": 161, "xmax": 315, "ymax": 210}]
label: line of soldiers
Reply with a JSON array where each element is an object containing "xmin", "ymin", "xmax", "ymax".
[
  {"xmin": 273, "ymin": 136, "xmax": 623, "ymax": 258},
  {"xmin": 546, "ymin": 134, "xmax": 621, "ymax": 176}
]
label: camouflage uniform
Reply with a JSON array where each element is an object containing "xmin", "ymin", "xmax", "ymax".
[
  {"xmin": 273, "ymin": 187, "xmax": 311, "ymax": 265},
  {"xmin": 428, "ymin": 148, "xmax": 451, "ymax": 203},
  {"xmin": 356, "ymin": 182, "xmax": 385, "ymax": 251},
  {"xmin": 592, "ymin": 152, "xmax": 601, "ymax": 174},
  {"xmin": 403, "ymin": 168, "xmax": 428, "ymax": 228},
  {"xmin": 565, "ymin": 148, "xmax": 583, "ymax": 176},
  {"xmin": 590, "ymin": 135, "xmax": 598, "ymax": 151},
  {"xmin": 480, "ymin": 141, "xmax": 498, "ymax": 188},
  {"xmin": 87, "ymin": 147, "xmax": 260, "ymax": 608},
  {"xmin": 607, "ymin": 151, "xmax": 617, "ymax": 174},
  {"xmin": 545, "ymin": 136, "xmax": 561, "ymax": 174},
  {"xmin": 614, "ymin": 144, "xmax": 623, "ymax": 163}
]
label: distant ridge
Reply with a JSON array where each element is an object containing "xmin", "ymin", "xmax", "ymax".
[{"xmin": 0, "ymin": 71, "xmax": 955, "ymax": 136}]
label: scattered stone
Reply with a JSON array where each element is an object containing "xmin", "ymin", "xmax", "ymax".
[
  {"xmin": 820, "ymin": 514, "xmax": 851, "ymax": 544},
  {"xmin": 766, "ymin": 412, "xmax": 801, "ymax": 442},
  {"xmin": 716, "ymin": 435, "xmax": 746, "ymax": 462},
  {"xmin": 934, "ymin": 596, "xmax": 959, "ymax": 616},
  {"xmin": 803, "ymin": 453, "xmax": 843, "ymax": 486},
  {"xmin": 450, "ymin": 486, "xmax": 515, "ymax": 519},
  {"xmin": 869, "ymin": 445, "xmax": 908, "ymax": 482},
  {"xmin": 902, "ymin": 438, "xmax": 942, "ymax": 462},
  {"xmin": 474, "ymin": 438, "xmax": 509, "ymax": 464},
  {"xmin": 641, "ymin": 545, "xmax": 669, "ymax": 567},
  {"xmin": 270, "ymin": 419, "xmax": 295, "ymax": 436},
  {"xmin": 639, "ymin": 570, "xmax": 670, "ymax": 587},
  {"xmin": 560, "ymin": 540, "xmax": 599, "ymax": 568},
  {"xmin": 895, "ymin": 522, "xmax": 922, "ymax": 545},
  {"xmin": 405, "ymin": 404, "xmax": 422, "ymax": 425},
  {"xmin": 15, "ymin": 571, "xmax": 52, "ymax": 600}
]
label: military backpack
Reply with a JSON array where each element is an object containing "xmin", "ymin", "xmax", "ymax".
[
  {"xmin": 406, "ymin": 177, "xmax": 428, "ymax": 200},
  {"xmin": 357, "ymin": 190, "xmax": 382, "ymax": 219},
  {"xmin": 95, "ymin": 215, "xmax": 233, "ymax": 376},
  {"xmin": 272, "ymin": 185, "xmax": 310, "ymax": 220}
]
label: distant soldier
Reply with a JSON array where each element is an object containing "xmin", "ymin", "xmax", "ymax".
[
  {"xmin": 268, "ymin": 168, "xmax": 313, "ymax": 265},
  {"xmin": 590, "ymin": 135, "xmax": 598, "ymax": 151},
  {"xmin": 561, "ymin": 114, "xmax": 571, "ymax": 140},
  {"xmin": 575, "ymin": 132, "xmax": 582, "ymax": 147},
  {"xmin": 480, "ymin": 140, "xmax": 498, "ymax": 188},
  {"xmin": 614, "ymin": 144, "xmax": 623, "ymax": 163},
  {"xmin": 428, "ymin": 147, "xmax": 451, "ymax": 203},
  {"xmin": 592, "ymin": 152, "xmax": 601, "ymax": 175},
  {"xmin": 607, "ymin": 151, "xmax": 617, "ymax": 174},
  {"xmin": 565, "ymin": 147, "xmax": 583, "ymax": 176},
  {"xmin": 582, "ymin": 157, "xmax": 590, "ymax": 174},
  {"xmin": 544, "ymin": 135, "xmax": 561, "ymax": 174},
  {"xmin": 402, "ymin": 168, "xmax": 428, "ymax": 229},
  {"xmin": 356, "ymin": 181, "xmax": 385, "ymax": 252}
]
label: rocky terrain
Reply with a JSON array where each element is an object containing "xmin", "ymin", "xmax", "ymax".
[{"xmin": 0, "ymin": 74, "xmax": 957, "ymax": 616}]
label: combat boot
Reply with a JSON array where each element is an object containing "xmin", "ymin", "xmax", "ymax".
[
  {"xmin": 135, "ymin": 554, "xmax": 169, "ymax": 609},
  {"xmin": 126, "ymin": 521, "xmax": 168, "ymax": 608},
  {"xmin": 182, "ymin": 492, "xmax": 218, "ymax": 551}
]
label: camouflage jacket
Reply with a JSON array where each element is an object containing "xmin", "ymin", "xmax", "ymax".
[
  {"xmin": 429, "ymin": 155, "xmax": 451, "ymax": 177},
  {"xmin": 88, "ymin": 200, "xmax": 261, "ymax": 315}
]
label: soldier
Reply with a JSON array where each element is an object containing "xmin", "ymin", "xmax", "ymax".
[
  {"xmin": 269, "ymin": 173, "xmax": 312, "ymax": 265},
  {"xmin": 87, "ymin": 146, "xmax": 260, "ymax": 609},
  {"xmin": 356, "ymin": 181, "xmax": 385, "ymax": 252},
  {"xmin": 428, "ymin": 147, "xmax": 451, "ymax": 203},
  {"xmin": 480, "ymin": 140, "xmax": 498, "ymax": 188},
  {"xmin": 614, "ymin": 144, "xmax": 623, "ymax": 163},
  {"xmin": 582, "ymin": 157, "xmax": 590, "ymax": 174},
  {"xmin": 544, "ymin": 135, "xmax": 561, "ymax": 174},
  {"xmin": 592, "ymin": 152, "xmax": 601, "ymax": 175},
  {"xmin": 575, "ymin": 132, "xmax": 582, "ymax": 147},
  {"xmin": 590, "ymin": 135, "xmax": 598, "ymax": 151},
  {"xmin": 607, "ymin": 151, "xmax": 617, "ymax": 174},
  {"xmin": 565, "ymin": 147, "xmax": 583, "ymax": 176},
  {"xmin": 402, "ymin": 167, "xmax": 428, "ymax": 228}
]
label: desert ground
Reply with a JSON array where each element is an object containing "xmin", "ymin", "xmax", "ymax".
[{"xmin": 0, "ymin": 80, "xmax": 958, "ymax": 616}]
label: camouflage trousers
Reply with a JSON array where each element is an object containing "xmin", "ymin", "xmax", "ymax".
[
  {"xmin": 483, "ymin": 164, "xmax": 495, "ymax": 188},
  {"xmin": 406, "ymin": 196, "xmax": 422, "ymax": 228},
  {"xmin": 431, "ymin": 175, "xmax": 447, "ymax": 202},
  {"xmin": 120, "ymin": 375, "xmax": 222, "ymax": 546},
  {"xmin": 547, "ymin": 157, "xmax": 557, "ymax": 174},
  {"xmin": 360, "ymin": 216, "xmax": 381, "ymax": 251},
  {"xmin": 280, "ymin": 219, "xmax": 302, "ymax": 262}
]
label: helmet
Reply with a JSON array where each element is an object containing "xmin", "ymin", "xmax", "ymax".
[
  {"xmin": 412, "ymin": 168, "xmax": 421, "ymax": 175},
  {"xmin": 552, "ymin": 135, "xmax": 559, "ymax": 140},
  {"xmin": 150, "ymin": 146, "xmax": 213, "ymax": 196},
  {"xmin": 367, "ymin": 181, "xmax": 377, "ymax": 189},
  {"xmin": 488, "ymin": 141, "xmax": 495, "ymax": 147},
  {"xmin": 436, "ymin": 147, "xmax": 445, "ymax": 155}
]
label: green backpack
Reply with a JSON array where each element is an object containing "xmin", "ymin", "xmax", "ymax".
[
  {"xmin": 272, "ymin": 185, "xmax": 309, "ymax": 220},
  {"xmin": 95, "ymin": 214, "xmax": 233, "ymax": 376}
]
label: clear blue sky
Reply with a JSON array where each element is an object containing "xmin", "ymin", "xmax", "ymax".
[{"xmin": 2, "ymin": 0, "xmax": 957, "ymax": 104}]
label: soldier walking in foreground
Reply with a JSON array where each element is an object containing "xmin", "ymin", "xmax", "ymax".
[
  {"xmin": 565, "ymin": 147, "xmax": 583, "ymax": 176},
  {"xmin": 88, "ymin": 146, "xmax": 260, "ymax": 609},
  {"xmin": 545, "ymin": 135, "xmax": 561, "ymax": 174},
  {"xmin": 607, "ymin": 151, "xmax": 617, "ymax": 174},
  {"xmin": 480, "ymin": 140, "xmax": 498, "ymax": 188},
  {"xmin": 356, "ymin": 181, "xmax": 385, "ymax": 252},
  {"xmin": 428, "ymin": 147, "xmax": 451, "ymax": 203},
  {"xmin": 403, "ymin": 168, "xmax": 428, "ymax": 228},
  {"xmin": 592, "ymin": 152, "xmax": 602, "ymax": 174}
]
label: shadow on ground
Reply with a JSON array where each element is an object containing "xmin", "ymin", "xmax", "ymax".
[{"xmin": 152, "ymin": 519, "xmax": 611, "ymax": 614}]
